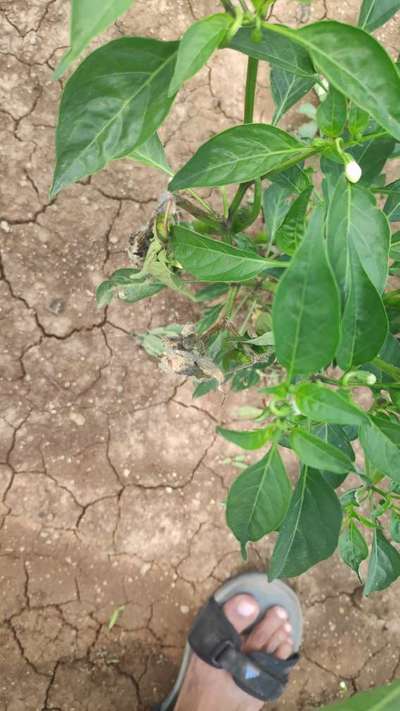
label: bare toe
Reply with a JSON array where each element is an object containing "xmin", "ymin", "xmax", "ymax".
[
  {"xmin": 223, "ymin": 594, "xmax": 260, "ymax": 634},
  {"xmin": 275, "ymin": 641, "xmax": 293, "ymax": 660},
  {"xmin": 243, "ymin": 606, "xmax": 289, "ymax": 652},
  {"xmin": 265, "ymin": 622, "xmax": 293, "ymax": 654}
]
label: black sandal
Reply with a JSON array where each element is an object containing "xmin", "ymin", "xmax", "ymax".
[{"xmin": 154, "ymin": 571, "xmax": 302, "ymax": 710}]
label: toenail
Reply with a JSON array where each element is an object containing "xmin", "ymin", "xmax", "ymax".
[
  {"xmin": 236, "ymin": 599, "xmax": 258, "ymax": 617},
  {"xmin": 276, "ymin": 607, "xmax": 288, "ymax": 620},
  {"xmin": 284, "ymin": 622, "xmax": 292, "ymax": 633}
]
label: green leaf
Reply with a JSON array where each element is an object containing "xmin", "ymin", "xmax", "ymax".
[
  {"xmin": 169, "ymin": 14, "xmax": 232, "ymax": 96},
  {"xmin": 348, "ymin": 104, "xmax": 370, "ymax": 138},
  {"xmin": 108, "ymin": 605, "xmax": 125, "ymax": 630},
  {"xmin": 275, "ymin": 186, "xmax": 313, "ymax": 255},
  {"xmin": 169, "ymin": 124, "xmax": 316, "ymax": 191},
  {"xmin": 226, "ymin": 447, "xmax": 292, "ymax": 550},
  {"xmin": 384, "ymin": 179, "xmax": 400, "ymax": 222},
  {"xmin": 335, "ymin": 246, "xmax": 388, "ymax": 370},
  {"xmin": 217, "ymin": 425, "xmax": 274, "ymax": 451},
  {"xmin": 262, "ymin": 183, "xmax": 292, "ymax": 242},
  {"xmin": 108, "ymin": 268, "xmax": 144, "ymax": 285},
  {"xmin": 119, "ymin": 279, "xmax": 165, "ymax": 304},
  {"xmin": 291, "ymin": 429, "xmax": 354, "ymax": 474},
  {"xmin": 327, "ymin": 176, "xmax": 390, "ymax": 295},
  {"xmin": 269, "ymin": 163, "xmax": 312, "ymax": 194},
  {"xmin": 128, "ymin": 133, "xmax": 172, "ymax": 175},
  {"xmin": 196, "ymin": 304, "xmax": 223, "ymax": 335},
  {"xmin": 53, "ymin": 0, "xmax": 136, "ymax": 80},
  {"xmin": 359, "ymin": 0, "xmax": 400, "ymax": 33},
  {"xmin": 193, "ymin": 379, "xmax": 219, "ymax": 399},
  {"xmin": 350, "ymin": 135, "xmax": 395, "ymax": 186},
  {"xmin": 272, "ymin": 207, "xmax": 340, "ymax": 377},
  {"xmin": 359, "ymin": 420, "xmax": 400, "ymax": 483},
  {"xmin": 172, "ymin": 225, "xmax": 285, "ymax": 282},
  {"xmin": 371, "ymin": 416, "xmax": 400, "ymax": 447},
  {"xmin": 195, "ymin": 283, "xmax": 229, "ymax": 302},
  {"xmin": 390, "ymin": 513, "xmax": 400, "ymax": 543},
  {"xmin": 266, "ymin": 21, "xmax": 400, "ymax": 141},
  {"xmin": 339, "ymin": 522, "xmax": 369, "ymax": 582},
  {"xmin": 364, "ymin": 528, "xmax": 400, "ymax": 595},
  {"xmin": 96, "ymin": 279, "xmax": 114, "ymax": 307},
  {"xmin": 316, "ymin": 85, "xmax": 347, "ymax": 137},
  {"xmin": 271, "ymin": 67, "xmax": 315, "ymax": 125},
  {"xmin": 312, "ymin": 424, "xmax": 356, "ymax": 487},
  {"xmin": 51, "ymin": 38, "xmax": 179, "ymax": 197},
  {"xmin": 294, "ymin": 383, "xmax": 368, "ymax": 426},
  {"xmin": 326, "ymin": 176, "xmax": 389, "ymax": 369},
  {"xmin": 321, "ymin": 679, "xmax": 400, "ymax": 710},
  {"xmin": 229, "ymin": 26, "xmax": 317, "ymax": 78},
  {"xmin": 269, "ymin": 467, "xmax": 342, "ymax": 579}
]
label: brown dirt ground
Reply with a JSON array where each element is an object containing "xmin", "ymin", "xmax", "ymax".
[{"xmin": 0, "ymin": 1, "xmax": 400, "ymax": 709}]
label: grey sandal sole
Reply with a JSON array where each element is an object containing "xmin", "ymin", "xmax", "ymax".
[{"xmin": 155, "ymin": 571, "xmax": 303, "ymax": 711}]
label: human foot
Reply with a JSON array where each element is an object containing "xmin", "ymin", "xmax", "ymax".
[{"xmin": 175, "ymin": 594, "xmax": 294, "ymax": 711}]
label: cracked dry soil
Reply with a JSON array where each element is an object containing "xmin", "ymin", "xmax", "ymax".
[{"xmin": 1, "ymin": 1, "xmax": 399, "ymax": 709}]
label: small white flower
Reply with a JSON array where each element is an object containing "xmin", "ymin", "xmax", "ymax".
[{"xmin": 345, "ymin": 160, "xmax": 362, "ymax": 184}]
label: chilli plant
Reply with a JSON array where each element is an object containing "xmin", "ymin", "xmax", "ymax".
[{"xmin": 51, "ymin": 0, "xmax": 400, "ymax": 596}]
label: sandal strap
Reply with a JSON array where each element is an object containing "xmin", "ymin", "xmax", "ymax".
[{"xmin": 188, "ymin": 597, "xmax": 299, "ymax": 702}]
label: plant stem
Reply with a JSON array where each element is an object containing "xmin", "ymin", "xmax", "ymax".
[
  {"xmin": 244, "ymin": 56, "xmax": 259, "ymax": 123},
  {"xmin": 228, "ymin": 56, "xmax": 259, "ymax": 226},
  {"xmin": 225, "ymin": 286, "xmax": 239, "ymax": 319},
  {"xmin": 220, "ymin": 0, "xmax": 236, "ymax": 15},
  {"xmin": 239, "ymin": 298, "xmax": 257, "ymax": 335}
]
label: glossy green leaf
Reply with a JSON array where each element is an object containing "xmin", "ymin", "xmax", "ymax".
[
  {"xmin": 336, "ymin": 245, "xmax": 388, "ymax": 369},
  {"xmin": 339, "ymin": 522, "xmax": 369, "ymax": 582},
  {"xmin": 359, "ymin": 0, "xmax": 400, "ymax": 33},
  {"xmin": 322, "ymin": 679, "xmax": 400, "ymax": 710},
  {"xmin": 269, "ymin": 163, "xmax": 312, "ymax": 194},
  {"xmin": 326, "ymin": 176, "xmax": 389, "ymax": 369},
  {"xmin": 313, "ymin": 424, "xmax": 356, "ymax": 488},
  {"xmin": 350, "ymin": 135, "xmax": 395, "ymax": 186},
  {"xmin": 359, "ymin": 420, "xmax": 400, "ymax": 482},
  {"xmin": 275, "ymin": 187, "xmax": 312, "ymax": 255},
  {"xmin": 371, "ymin": 416, "xmax": 400, "ymax": 447},
  {"xmin": 348, "ymin": 104, "xmax": 370, "ymax": 138},
  {"xmin": 128, "ymin": 133, "xmax": 172, "ymax": 175},
  {"xmin": 294, "ymin": 383, "xmax": 368, "ymax": 426},
  {"xmin": 384, "ymin": 179, "xmax": 400, "ymax": 222},
  {"xmin": 316, "ymin": 85, "xmax": 347, "ymax": 137},
  {"xmin": 291, "ymin": 429, "xmax": 354, "ymax": 474},
  {"xmin": 217, "ymin": 425, "xmax": 273, "ymax": 451},
  {"xmin": 229, "ymin": 26, "xmax": 316, "ymax": 78},
  {"xmin": 262, "ymin": 183, "xmax": 292, "ymax": 242},
  {"xmin": 364, "ymin": 528, "xmax": 400, "ymax": 595},
  {"xmin": 169, "ymin": 14, "xmax": 232, "ymax": 96},
  {"xmin": 226, "ymin": 447, "xmax": 292, "ymax": 551},
  {"xmin": 269, "ymin": 467, "xmax": 342, "ymax": 579},
  {"xmin": 53, "ymin": 0, "xmax": 136, "ymax": 80},
  {"xmin": 327, "ymin": 176, "xmax": 390, "ymax": 295},
  {"xmin": 169, "ymin": 124, "xmax": 315, "ymax": 190},
  {"xmin": 172, "ymin": 226, "xmax": 285, "ymax": 282},
  {"xmin": 51, "ymin": 38, "xmax": 179, "ymax": 197},
  {"xmin": 266, "ymin": 21, "xmax": 400, "ymax": 141},
  {"xmin": 272, "ymin": 207, "xmax": 340, "ymax": 377},
  {"xmin": 271, "ymin": 67, "xmax": 315, "ymax": 125}
]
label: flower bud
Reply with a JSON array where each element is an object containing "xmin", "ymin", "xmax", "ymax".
[
  {"xmin": 345, "ymin": 160, "xmax": 362, "ymax": 184},
  {"xmin": 342, "ymin": 370, "xmax": 377, "ymax": 387}
]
